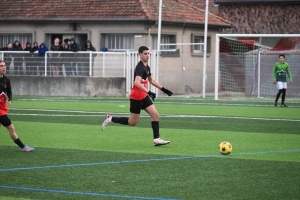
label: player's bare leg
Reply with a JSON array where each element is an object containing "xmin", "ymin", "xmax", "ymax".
[
  {"xmin": 128, "ymin": 113, "xmax": 140, "ymax": 126},
  {"xmin": 102, "ymin": 113, "xmax": 140, "ymax": 130},
  {"xmin": 6, "ymin": 124, "xmax": 34, "ymax": 152},
  {"xmin": 6, "ymin": 124, "xmax": 18, "ymax": 140},
  {"xmin": 145, "ymin": 105, "xmax": 170, "ymax": 146},
  {"xmin": 145, "ymin": 104, "xmax": 159, "ymax": 121}
]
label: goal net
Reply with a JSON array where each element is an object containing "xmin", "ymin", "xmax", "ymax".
[{"xmin": 215, "ymin": 34, "xmax": 300, "ymax": 100}]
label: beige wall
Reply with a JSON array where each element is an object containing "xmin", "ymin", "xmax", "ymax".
[{"xmin": 148, "ymin": 24, "xmax": 219, "ymax": 94}]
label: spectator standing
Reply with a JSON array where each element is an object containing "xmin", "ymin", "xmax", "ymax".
[
  {"xmin": 30, "ymin": 42, "xmax": 39, "ymax": 75},
  {"xmin": 69, "ymin": 38, "xmax": 80, "ymax": 76},
  {"xmin": 61, "ymin": 43, "xmax": 72, "ymax": 76},
  {"xmin": 62, "ymin": 38, "xmax": 70, "ymax": 47},
  {"xmin": 23, "ymin": 42, "xmax": 33, "ymax": 75},
  {"xmin": 50, "ymin": 38, "xmax": 63, "ymax": 76},
  {"xmin": 37, "ymin": 42, "xmax": 49, "ymax": 76},
  {"xmin": 0, "ymin": 43, "xmax": 13, "ymax": 74},
  {"xmin": 23, "ymin": 42, "xmax": 32, "ymax": 51},
  {"xmin": 80, "ymin": 40, "xmax": 96, "ymax": 76},
  {"xmin": 12, "ymin": 40, "xmax": 23, "ymax": 75}
]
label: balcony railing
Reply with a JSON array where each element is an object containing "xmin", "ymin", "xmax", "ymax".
[{"xmin": 0, "ymin": 51, "xmax": 126, "ymax": 77}]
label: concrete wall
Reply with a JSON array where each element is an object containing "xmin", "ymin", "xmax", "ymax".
[{"xmin": 9, "ymin": 76, "xmax": 126, "ymax": 97}]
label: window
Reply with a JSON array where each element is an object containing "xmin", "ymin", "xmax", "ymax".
[
  {"xmin": 0, "ymin": 34, "xmax": 32, "ymax": 48},
  {"xmin": 152, "ymin": 35, "xmax": 176, "ymax": 50},
  {"xmin": 104, "ymin": 34, "xmax": 134, "ymax": 50},
  {"xmin": 192, "ymin": 35, "xmax": 211, "ymax": 54}
]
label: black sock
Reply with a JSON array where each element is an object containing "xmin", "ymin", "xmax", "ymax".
[
  {"xmin": 152, "ymin": 121, "xmax": 159, "ymax": 139},
  {"xmin": 275, "ymin": 89, "xmax": 283, "ymax": 102},
  {"xmin": 14, "ymin": 138, "xmax": 25, "ymax": 148},
  {"xmin": 282, "ymin": 89, "xmax": 286, "ymax": 104},
  {"xmin": 111, "ymin": 117, "xmax": 129, "ymax": 125}
]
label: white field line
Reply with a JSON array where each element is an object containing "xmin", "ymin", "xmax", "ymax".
[
  {"xmin": 17, "ymin": 99, "xmax": 300, "ymax": 107},
  {"xmin": 17, "ymin": 97, "xmax": 300, "ymax": 102},
  {"xmin": 8, "ymin": 108, "xmax": 300, "ymax": 122}
]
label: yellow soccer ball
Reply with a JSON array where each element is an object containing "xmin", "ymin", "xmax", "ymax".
[{"xmin": 219, "ymin": 141, "xmax": 232, "ymax": 155}]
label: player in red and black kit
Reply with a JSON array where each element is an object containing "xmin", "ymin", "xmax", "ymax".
[
  {"xmin": 101, "ymin": 46, "xmax": 173, "ymax": 146},
  {"xmin": 0, "ymin": 60, "xmax": 34, "ymax": 152}
]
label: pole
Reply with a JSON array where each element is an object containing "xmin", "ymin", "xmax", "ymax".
[
  {"xmin": 156, "ymin": 0, "xmax": 162, "ymax": 96},
  {"xmin": 89, "ymin": 51, "xmax": 92, "ymax": 77},
  {"xmin": 257, "ymin": 26, "xmax": 264, "ymax": 98},
  {"xmin": 215, "ymin": 35, "xmax": 219, "ymax": 100},
  {"xmin": 202, "ymin": 0, "xmax": 209, "ymax": 98},
  {"xmin": 45, "ymin": 52, "xmax": 48, "ymax": 77}
]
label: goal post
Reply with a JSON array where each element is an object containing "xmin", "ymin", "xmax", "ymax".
[{"xmin": 215, "ymin": 34, "xmax": 300, "ymax": 100}]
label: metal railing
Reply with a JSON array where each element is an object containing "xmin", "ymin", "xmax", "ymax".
[
  {"xmin": 0, "ymin": 51, "xmax": 126, "ymax": 77},
  {"xmin": 0, "ymin": 50, "xmax": 160, "ymax": 97}
]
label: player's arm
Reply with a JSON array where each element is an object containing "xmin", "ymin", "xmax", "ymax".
[
  {"xmin": 272, "ymin": 64, "xmax": 277, "ymax": 84},
  {"xmin": 6, "ymin": 88, "xmax": 12, "ymax": 106},
  {"xmin": 148, "ymin": 76, "xmax": 162, "ymax": 89},
  {"xmin": 6, "ymin": 79, "xmax": 12, "ymax": 106},
  {"xmin": 286, "ymin": 64, "xmax": 293, "ymax": 84},
  {"xmin": 135, "ymin": 76, "xmax": 157, "ymax": 100},
  {"xmin": 148, "ymin": 76, "xmax": 173, "ymax": 96},
  {"xmin": 134, "ymin": 76, "xmax": 149, "ymax": 93}
]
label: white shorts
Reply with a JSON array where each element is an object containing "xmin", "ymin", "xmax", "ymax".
[{"xmin": 276, "ymin": 81, "xmax": 287, "ymax": 90}]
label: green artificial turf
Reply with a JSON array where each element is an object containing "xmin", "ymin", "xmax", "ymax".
[{"xmin": 0, "ymin": 96, "xmax": 299, "ymax": 200}]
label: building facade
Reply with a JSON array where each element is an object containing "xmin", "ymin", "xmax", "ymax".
[{"xmin": 0, "ymin": 0, "xmax": 233, "ymax": 95}]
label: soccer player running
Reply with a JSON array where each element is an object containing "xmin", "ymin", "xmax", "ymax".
[
  {"xmin": 0, "ymin": 60, "xmax": 34, "ymax": 152},
  {"xmin": 272, "ymin": 54, "xmax": 292, "ymax": 107},
  {"xmin": 102, "ymin": 46, "xmax": 173, "ymax": 146}
]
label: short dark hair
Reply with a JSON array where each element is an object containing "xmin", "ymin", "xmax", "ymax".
[
  {"xmin": 0, "ymin": 60, "xmax": 5, "ymax": 66},
  {"xmin": 138, "ymin": 46, "xmax": 149, "ymax": 54},
  {"xmin": 279, "ymin": 54, "xmax": 285, "ymax": 58}
]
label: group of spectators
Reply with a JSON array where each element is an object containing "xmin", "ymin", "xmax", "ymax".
[{"xmin": 0, "ymin": 38, "xmax": 97, "ymax": 76}]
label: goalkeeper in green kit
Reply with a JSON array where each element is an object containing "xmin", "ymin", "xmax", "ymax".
[{"xmin": 272, "ymin": 54, "xmax": 292, "ymax": 107}]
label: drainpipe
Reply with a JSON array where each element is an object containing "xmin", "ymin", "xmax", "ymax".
[
  {"xmin": 182, "ymin": 22, "xmax": 186, "ymax": 94},
  {"xmin": 147, "ymin": 21, "xmax": 158, "ymax": 49}
]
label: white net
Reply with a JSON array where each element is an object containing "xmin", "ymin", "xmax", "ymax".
[{"xmin": 216, "ymin": 34, "xmax": 300, "ymax": 100}]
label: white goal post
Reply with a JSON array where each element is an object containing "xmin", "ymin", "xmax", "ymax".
[{"xmin": 215, "ymin": 34, "xmax": 300, "ymax": 100}]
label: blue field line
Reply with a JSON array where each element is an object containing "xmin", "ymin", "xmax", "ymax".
[
  {"xmin": 0, "ymin": 149, "xmax": 300, "ymax": 173},
  {"xmin": 236, "ymin": 149, "xmax": 300, "ymax": 155},
  {"xmin": 0, "ymin": 155, "xmax": 212, "ymax": 172},
  {"xmin": 0, "ymin": 185, "xmax": 180, "ymax": 200}
]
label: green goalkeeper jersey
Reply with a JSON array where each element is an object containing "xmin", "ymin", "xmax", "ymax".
[{"xmin": 272, "ymin": 62, "xmax": 292, "ymax": 82}]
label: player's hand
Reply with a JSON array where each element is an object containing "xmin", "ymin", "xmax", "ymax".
[
  {"xmin": 273, "ymin": 80, "xmax": 276, "ymax": 84},
  {"xmin": 7, "ymin": 101, "xmax": 12, "ymax": 106},
  {"xmin": 161, "ymin": 87, "xmax": 173, "ymax": 96},
  {"xmin": 147, "ymin": 91, "xmax": 156, "ymax": 101},
  {"xmin": 290, "ymin": 80, "xmax": 293, "ymax": 84}
]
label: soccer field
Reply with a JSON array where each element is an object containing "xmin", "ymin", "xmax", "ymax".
[{"xmin": 0, "ymin": 96, "xmax": 300, "ymax": 200}]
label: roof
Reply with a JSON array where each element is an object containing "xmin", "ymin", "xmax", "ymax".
[
  {"xmin": 214, "ymin": 0, "xmax": 300, "ymax": 4},
  {"xmin": 0, "ymin": 0, "xmax": 233, "ymax": 27}
]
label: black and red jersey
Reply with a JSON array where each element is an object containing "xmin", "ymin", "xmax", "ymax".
[
  {"xmin": 130, "ymin": 61, "xmax": 151, "ymax": 100},
  {"xmin": 0, "ymin": 75, "xmax": 12, "ymax": 116}
]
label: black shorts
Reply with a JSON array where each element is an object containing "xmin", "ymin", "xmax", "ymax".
[
  {"xmin": 130, "ymin": 96, "xmax": 153, "ymax": 114},
  {"xmin": 0, "ymin": 115, "xmax": 12, "ymax": 127}
]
